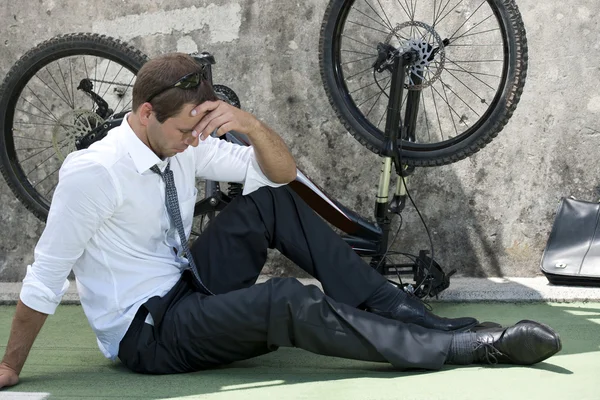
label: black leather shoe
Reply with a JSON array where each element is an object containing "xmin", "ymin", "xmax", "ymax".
[
  {"xmin": 371, "ymin": 293, "xmax": 479, "ymax": 331},
  {"xmin": 474, "ymin": 320, "xmax": 562, "ymax": 365}
]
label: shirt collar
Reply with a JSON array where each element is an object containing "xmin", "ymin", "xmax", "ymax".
[{"xmin": 119, "ymin": 114, "xmax": 169, "ymax": 174}]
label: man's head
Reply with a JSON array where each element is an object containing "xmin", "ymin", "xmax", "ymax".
[{"xmin": 130, "ymin": 53, "xmax": 218, "ymax": 159}]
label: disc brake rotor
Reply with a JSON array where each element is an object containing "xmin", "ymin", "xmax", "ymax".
[
  {"xmin": 385, "ymin": 21, "xmax": 446, "ymax": 90},
  {"xmin": 52, "ymin": 110, "xmax": 105, "ymax": 161}
]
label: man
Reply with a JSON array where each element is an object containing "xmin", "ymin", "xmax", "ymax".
[{"xmin": 0, "ymin": 53, "xmax": 561, "ymax": 386}]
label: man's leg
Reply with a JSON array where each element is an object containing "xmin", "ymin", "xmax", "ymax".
[
  {"xmin": 190, "ymin": 186, "xmax": 476, "ymax": 331},
  {"xmin": 120, "ymin": 275, "xmax": 453, "ymax": 374},
  {"xmin": 118, "ymin": 275, "xmax": 561, "ymax": 375}
]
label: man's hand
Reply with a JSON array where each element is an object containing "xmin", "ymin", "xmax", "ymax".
[
  {"xmin": 0, "ymin": 363, "xmax": 19, "ymax": 389},
  {"xmin": 190, "ymin": 100, "xmax": 260, "ymax": 141},
  {"xmin": 189, "ymin": 99, "xmax": 297, "ymax": 183}
]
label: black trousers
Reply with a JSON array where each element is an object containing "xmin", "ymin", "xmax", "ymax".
[{"xmin": 118, "ymin": 186, "xmax": 453, "ymax": 374}]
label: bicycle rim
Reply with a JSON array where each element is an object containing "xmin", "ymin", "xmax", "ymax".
[
  {"xmin": 0, "ymin": 34, "xmax": 146, "ymax": 220},
  {"xmin": 321, "ymin": 0, "xmax": 527, "ymax": 164}
]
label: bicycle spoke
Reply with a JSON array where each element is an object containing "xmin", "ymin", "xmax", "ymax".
[
  {"xmin": 358, "ymin": 79, "xmax": 390, "ymax": 108},
  {"xmin": 449, "ymin": 0, "xmax": 486, "ymax": 41},
  {"xmin": 346, "ymin": 64, "xmax": 375, "ymax": 81},
  {"xmin": 342, "ymin": 34, "xmax": 377, "ymax": 50},
  {"xmin": 444, "ymin": 67, "xmax": 500, "ymax": 78},
  {"xmin": 352, "ymin": 7, "xmax": 392, "ymax": 32},
  {"xmin": 365, "ymin": 79, "xmax": 391, "ymax": 119},
  {"xmin": 21, "ymin": 95, "xmax": 61, "ymax": 124},
  {"xmin": 15, "ymin": 107, "xmax": 59, "ymax": 124},
  {"xmin": 25, "ymin": 140, "xmax": 68, "ymax": 175},
  {"xmin": 439, "ymin": 76, "xmax": 480, "ymax": 117},
  {"xmin": 33, "ymin": 164, "xmax": 62, "ymax": 189},
  {"xmin": 446, "ymin": 58, "xmax": 496, "ymax": 90},
  {"xmin": 421, "ymin": 89, "xmax": 432, "ymax": 143},
  {"xmin": 443, "ymin": 66, "xmax": 491, "ymax": 103},
  {"xmin": 94, "ymin": 57, "xmax": 99, "ymax": 102},
  {"xmin": 69, "ymin": 57, "xmax": 76, "ymax": 110},
  {"xmin": 33, "ymin": 75, "xmax": 71, "ymax": 108},
  {"xmin": 350, "ymin": 76, "xmax": 390, "ymax": 94},
  {"xmin": 447, "ymin": 59, "xmax": 503, "ymax": 63},
  {"xmin": 410, "ymin": 0, "xmax": 418, "ymax": 21},
  {"xmin": 44, "ymin": 65, "xmax": 73, "ymax": 109},
  {"xmin": 452, "ymin": 27, "xmax": 500, "ymax": 41},
  {"xmin": 113, "ymin": 74, "xmax": 135, "ymax": 113},
  {"xmin": 55, "ymin": 59, "xmax": 74, "ymax": 108},
  {"xmin": 13, "ymin": 135, "xmax": 54, "ymax": 144},
  {"xmin": 430, "ymin": 84, "xmax": 444, "ymax": 142},
  {"xmin": 16, "ymin": 145, "xmax": 59, "ymax": 151},
  {"xmin": 347, "ymin": 20, "xmax": 390, "ymax": 35},
  {"xmin": 433, "ymin": 82, "xmax": 470, "ymax": 133},
  {"xmin": 435, "ymin": 0, "xmax": 463, "ymax": 28},
  {"xmin": 394, "ymin": 0, "xmax": 412, "ymax": 22},
  {"xmin": 375, "ymin": 0, "xmax": 393, "ymax": 31},
  {"xmin": 342, "ymin": 49, "xmax": 377, "ymax": 57},
  {"xmin": 19, "ymin": 143, "xmax": 59, "ymax": 164},
  {"xmin": 122, "ymin": 97, "xmax": 134, "ymax": 113},
  {"xmin": 101, "ymin": 64, "xmax": 124, "ymax": 99},
  {"xmin": 448, "ymin": 43, "xmax": 503, "ymax": 47},
  {"xmin": 342, "ymin": 55, "xmax": 377, "ymax": 66},
  {"xmin": 452, "ymin": 13, "xmax": 494, "ymax": 41},
  {"xmin": 83, "ymin": 56, "xmax": 94, "ymax": 111},
  {"xmin": 433, "ymin": 0, "xmax": 453, "ymax": 26},
  {"xmin": 363, "ymin": 0, "xmax": 393, "ymax": 30},
  {"xmin": 98, "ymin": 60, "xmax": 112, "ymax": 101},
  {"xmin": 14, "ymin": 121, "xmax": 78, "ymax": 128}
]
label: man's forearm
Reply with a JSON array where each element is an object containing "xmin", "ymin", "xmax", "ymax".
[
  {"xmin": 2, "ymin": 300, "xmax": 48, "ymax": 374},
  {"xmin": 247, "ymin": 121, "xmax": 297, "ymax": 183}
]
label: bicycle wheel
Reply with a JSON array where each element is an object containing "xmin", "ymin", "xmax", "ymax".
[
  {"xmin": 319, "ymin": 0, "xmax": 528, "ymax": 166},
  {"xmin": 0, "ymin": 33, "xmax": 148, "ymax": 221}
]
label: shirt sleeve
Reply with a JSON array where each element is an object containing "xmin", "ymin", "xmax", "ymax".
[
  {"xmin": 20, "ymin": 155, "xmax": 119, "ymax": 315},
  {"xmin": 192, "ymin": 135, "xmax": 285, "ymax": 195}
]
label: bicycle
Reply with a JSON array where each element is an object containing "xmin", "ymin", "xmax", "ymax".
[{"xmin": 0, "ymin": 0, "xmax": 528, "ymax": 297}]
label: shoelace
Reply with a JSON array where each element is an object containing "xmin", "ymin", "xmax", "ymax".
[{"xmin": 473, "ymin": 340, "xmax": 504, "ymax": 364}]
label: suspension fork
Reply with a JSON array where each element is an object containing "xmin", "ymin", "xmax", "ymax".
[
  {"xmin": 374, "ymin": 50, "xmax": 418, "ymax": 256},
  {"xmin": 389, "ymin": 73, "xmax": 423, "ymax": 212}
]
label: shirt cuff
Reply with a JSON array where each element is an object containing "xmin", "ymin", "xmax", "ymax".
[
  {"xmin": 242, "ymin": 155, "xmax": 286, "ymax": 195},
  {"xmin": 20, "ymin": 265, "xmax": 70, "ymax": 315}
]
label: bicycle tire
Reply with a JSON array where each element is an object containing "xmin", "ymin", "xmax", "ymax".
[
  {"xmin": 319, "ymin": 0, "xmax": 528, "ymax": 166},
  {"xmin": 0, "ymin": 33, "xmax": 148, "ymax": 221}
]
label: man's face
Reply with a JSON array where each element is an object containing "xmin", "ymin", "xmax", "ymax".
[{"xmin": 146, "ymin": 103, "xmax": 205, "ymax": 159}]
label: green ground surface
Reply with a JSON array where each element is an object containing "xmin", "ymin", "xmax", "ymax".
[{"xmin": 1, "ymin": 302, "xmax": 599, "ymax": 400}]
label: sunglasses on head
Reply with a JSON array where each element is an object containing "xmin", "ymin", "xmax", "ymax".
[{"xmin": 145, "ymin": 68, "xmax": 206, "ymax": 103}]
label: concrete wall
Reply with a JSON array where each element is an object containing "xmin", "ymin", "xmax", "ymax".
[{"xmin": 0, "ymin": 0, "xmax": 598, "ymax": 281}]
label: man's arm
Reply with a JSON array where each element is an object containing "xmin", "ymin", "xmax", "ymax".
[
  {"xmin": 0, "ymin": 156, "xmax": 119, "ymax": 389},
  {"xmin": 191, "ymin": 101, "xmax": 297, "ymax": 183},
  {"xmin": 0, "ymin": 301, "xmax": 48, "ymax": 389}
]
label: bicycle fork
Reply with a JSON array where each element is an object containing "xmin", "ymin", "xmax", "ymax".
[{"xmin": 373, "ymin": 46, "xmax": 420, "ymax": 255}]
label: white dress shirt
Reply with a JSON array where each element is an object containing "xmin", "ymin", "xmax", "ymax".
[{"xmin": 20, "ymin": 115, "xmax": 282, "ymax": 360}]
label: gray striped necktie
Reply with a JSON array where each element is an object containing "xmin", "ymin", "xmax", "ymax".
[{"xmin": 151, "ymin": 162, "xmax": 213, "ymax": 295}]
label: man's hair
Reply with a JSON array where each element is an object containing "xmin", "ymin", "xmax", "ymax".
[{"xmin": 132, "ymin": 53, "xmax": 218, "ymax": 123}]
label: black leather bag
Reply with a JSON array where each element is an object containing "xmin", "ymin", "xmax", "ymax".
[{"xmin": 541, "ymin": 197, "xmax": 600, "ymax": 286}]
